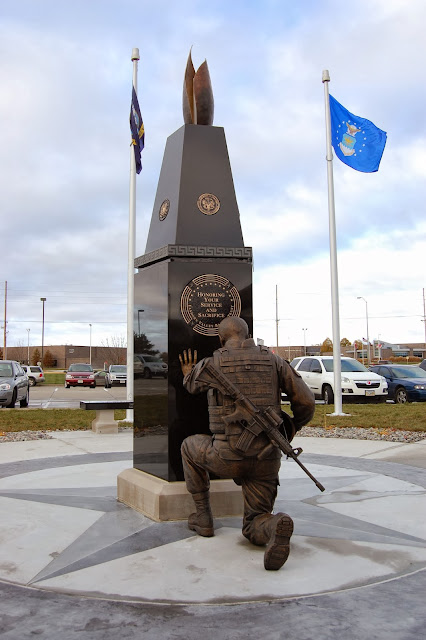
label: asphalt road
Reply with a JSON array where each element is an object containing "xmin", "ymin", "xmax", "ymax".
[{"xmin": 27, "ymin": 380, "xmax": 166, "ymax": 409}]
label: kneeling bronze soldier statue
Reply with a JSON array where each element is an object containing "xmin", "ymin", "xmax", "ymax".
[{"xmin": 179, "ymin": 316, "xmax": 317, "ymax": 571}]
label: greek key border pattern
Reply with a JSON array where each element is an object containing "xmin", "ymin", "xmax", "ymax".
[{"xmin": 135, "ymin": 245, "xmax": 252, "ymax": 268}]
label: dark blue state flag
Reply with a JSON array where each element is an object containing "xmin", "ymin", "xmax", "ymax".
[
  {"xmin": 130, "ymin": 86, "xmax": 144, "ymax": 174},
  {"xmin": 329, "ymin": 95, "xmax": 386, "ymax": 173}
]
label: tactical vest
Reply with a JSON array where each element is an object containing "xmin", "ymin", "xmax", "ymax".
[{"xmin": 207, "ymin": 339, "xmax": 280, "ymax": 434}]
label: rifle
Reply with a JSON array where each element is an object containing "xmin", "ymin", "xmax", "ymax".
[{"xmin": 196, "ymin": 360, "xmax": 325, "ymax": 492}]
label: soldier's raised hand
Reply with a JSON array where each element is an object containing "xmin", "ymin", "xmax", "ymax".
[{"xmin": 179, "ymin": 349, "xmax": 197, "ymax": 377}]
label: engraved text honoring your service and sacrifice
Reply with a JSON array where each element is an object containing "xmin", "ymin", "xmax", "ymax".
[{"xmin": 180, "ymin": 274, "xmax": 241, "ymax": 336}]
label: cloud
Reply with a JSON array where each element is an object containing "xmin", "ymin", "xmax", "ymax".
[{"xmin": 2, "ymin": 0, "xmax": 426, "ymax": 352}]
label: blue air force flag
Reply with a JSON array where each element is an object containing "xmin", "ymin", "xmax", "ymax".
[
  {"xmin": 130, "ymin": 87, "xmax": 144, "ymax": 174},
  {"xmin": 329, "ymin": 95, "xmax": 386, "ymax": 173}
]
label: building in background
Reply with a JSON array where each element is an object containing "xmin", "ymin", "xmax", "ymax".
[
  {"xmin": 6, "ymin": 345, "xmax": 126, "ymax": 370},
  {"xmin": 6, "ymin": 340, "xmax": 425, "ymax": 369}
]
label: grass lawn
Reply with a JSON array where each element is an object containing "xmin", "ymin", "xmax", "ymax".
[
  {"xmin": 44, "ymin": 372, "xmax": 66, "ymax": 384},
  {"xmin": 0, "ymin": 403, "xmax": 425, "ymax": 434},
  {"xmin": 283, "ymin": 403, "xmax": 426, "ymax": 432},
  {"xmin": 0, "ymin": 409, "xmax": 128, "ymax": 432}
]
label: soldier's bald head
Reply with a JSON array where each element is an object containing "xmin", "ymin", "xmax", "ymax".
[{"xmin": 217, "ymin": 317, "xmax": 249, "ymax": 343}]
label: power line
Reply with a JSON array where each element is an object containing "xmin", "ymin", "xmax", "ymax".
[
  {"xmin": 8, "ymin": 300, "xmax": 127, "ymax": 306},
  {"xmin": 255, "ymin": 314, "xmax": 423, "ymax": 321},
  {"xmin": 9, "ymin": 320, "xmax": 126, "ymax": 324}
]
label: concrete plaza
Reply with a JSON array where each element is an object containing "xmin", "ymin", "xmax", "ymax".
[{"xmin": 0, "ymin": 430, "xmax": 425, "ymax": 639}]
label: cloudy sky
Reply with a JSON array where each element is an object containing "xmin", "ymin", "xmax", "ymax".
[{"xmin": 2, "ymin": 0, "xmax": 426, "ymax": 354}]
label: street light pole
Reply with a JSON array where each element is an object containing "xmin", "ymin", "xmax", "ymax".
[
  {"xmin": 302, "ymin": 328, "xmax": 308, "ymax": 356},
  {"xmin": 137, "ymin": 309, "xmax": 144, "ymax": 336},
  {"xmin": 40, "ymin": 298, "xmax": 46, "ymax": 365},
  {"xmin": 357, "ymin": 296, "xmax": 370, "ymax": 364},
  {"xmin": 89, "ymin": 324, "xmax": 92, "ymax": 365},
  {"xmin": 26, "ymin": 328, "xmax": 30, "ymax": 365}
]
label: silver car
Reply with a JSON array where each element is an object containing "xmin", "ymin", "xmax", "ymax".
[
  {"xmin": 134, "ymin": 354, "xmax": 168, "ymax": 379},
  {"xmin": 0, "ymin": 360, "xmax": 30, "ymax": 408},
  {"xmin": 22, "ymin": 365, "xmax": 45, "ymax": 386}
]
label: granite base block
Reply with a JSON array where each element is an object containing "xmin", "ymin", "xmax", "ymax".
[{"xmin": 117, "ymin": 467, "xmax": 243, "ymax": 522}]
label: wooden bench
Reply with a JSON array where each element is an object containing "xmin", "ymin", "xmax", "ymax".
[{"xmin": 80, "ymin": 400, "xmax": 133, "ymax": 434}]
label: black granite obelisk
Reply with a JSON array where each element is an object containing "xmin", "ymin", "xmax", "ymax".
[{"xmin": 132, "ymin": 58, "xmax": 252, "ymax": 483}]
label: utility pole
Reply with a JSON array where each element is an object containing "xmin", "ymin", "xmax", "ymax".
[
  {"xmin": 302, "ymin": 328, "xmax": 308, "ymax": 356},
  {"xmin": 357, "ymin": 296, "xmax": 370, "ymax": 364},
  {"xmin": 3, "ymin": 281, "xmax": 7, "ymax": 359},
  {"xmin": 89, "ymin": 324, "xmax": 92, "ymax": 365}
]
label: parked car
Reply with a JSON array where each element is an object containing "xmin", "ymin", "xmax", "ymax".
[
  {"xmin": 104, "ymin": 365, "xmax": 127, "ymax": 388},
  {"xmin": 0, "ymin": 360, "xmax": 30, "ymax": 408},
  {"xmin": 134, "ymin": 354, "xmax": 168, "ymax": 379},
  {"xmin": 22, "ymin": 365, "xmax": 45, "ymax": 386},
  {"xmin": 94, "ymin": 370, "xmax": 108, "ymax": 386},
  {"xmin": 290, "ymin": 356, "xmax": 388, "ymax": 404},
  {"xmin": 369, "ymin": 364, "xmax": 426, "ymax": 403},
  {"xmin": 419, "ymin": 360, "xmax": 426, "ymax": 372},
  {"xmin": 65, "ymin": 363, "xmax": 95, "ymax": 388}
]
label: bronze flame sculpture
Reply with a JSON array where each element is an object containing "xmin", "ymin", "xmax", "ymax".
[{"xmin": 183, "ymin": 49, "xmax": 214, "ymax": 125}]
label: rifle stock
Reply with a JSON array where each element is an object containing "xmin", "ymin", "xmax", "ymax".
[{"xmin": 197, "ymin": 360, "xmax": 325, "ymax": 492}]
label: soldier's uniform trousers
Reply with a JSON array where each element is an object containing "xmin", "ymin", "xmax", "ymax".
[{"xmin": 181, "ymin": 433, "xmax": 282, "ymax": 546}]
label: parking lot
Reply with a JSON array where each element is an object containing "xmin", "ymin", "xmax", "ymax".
[{"xmin": 23, "ymin": 380, "xmax": 166, "ymax": 409}]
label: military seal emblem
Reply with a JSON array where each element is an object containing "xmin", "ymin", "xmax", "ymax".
[
  {"xmin": 180, "ymin": 274, "xmax": 241, "ymax": 336},
  {"xmin": 339, "ymin": 122, "xmax": 362, "ymax": 157},
  {"xmin": 159, "ymin": 199, "xmax": 170, "ymax": 221},
  {"xmin": 197, "ymin": 193, "xmax": 220, "ymax": 216}
]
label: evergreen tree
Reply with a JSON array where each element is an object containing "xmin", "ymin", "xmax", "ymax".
[
  {"xmin": 43, "ymin": 349, "xmax": 55, "ymax": 367},
  {"xmin": 134, "ymin": 332, "xmax": 158, "ymax": 355},
  {"xmin": 31, "ymin": 348, "xmax": 41, "ymax": 366}
]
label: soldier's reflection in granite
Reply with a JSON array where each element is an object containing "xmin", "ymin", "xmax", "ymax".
[{"xmin": 168, "ymin": 358, "xmax": 210, "ymax": 480}]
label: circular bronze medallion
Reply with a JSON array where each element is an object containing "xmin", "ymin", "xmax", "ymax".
[
  {"xmin": 197, "ymin": 193, "xmax": 220, "ymax": 216},
  {"xmin": 180, "ymin": 274, "xmax": 241, "ymax": 336},
  {"xmin": 159, "ymin": 199, "xmax": 170, "ymax": 221}
]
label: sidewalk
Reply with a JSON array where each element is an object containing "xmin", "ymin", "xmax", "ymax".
[{"xmin": 0, "ymin": 431, "xmax": 425, "ymax": 639}]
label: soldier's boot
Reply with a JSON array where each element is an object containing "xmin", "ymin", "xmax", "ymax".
[
  {"xmin": 264, "ymin": 512, "xmax": 294, "ymax": 571},
  {"xmin": 188, "ymin": 491, "xmax": 214, "ymax": 537}
]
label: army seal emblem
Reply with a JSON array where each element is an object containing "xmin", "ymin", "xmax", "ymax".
[
  {"xmin": 197, "ymin": 193, "xmax": 220, "ymax": 216},
  {"xmin": 181, "ymin": 274, "xmax": 241, "ymax": 336},
  {"xmin": 159, "ymin": 199, "xmax": 170, "ymax": 221}
]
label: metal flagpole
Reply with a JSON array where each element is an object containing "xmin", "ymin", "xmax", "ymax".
[
  {"xmin": 423, "ymin": 287, "xmax": 426, "ymax": 347},
  {"xmin": 322, "ymin": 70, "xmax": 344, "ymax": 416},
  {"xmin": 126, "ymin": 47, "xmax": 140, "ymax": 422}
]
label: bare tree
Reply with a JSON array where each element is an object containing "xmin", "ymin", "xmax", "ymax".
[
  {"xmin": 13, "ymin": 340, "xmax": 27, "ymax": 363},
  {"xmin": 98, "ymin": 335, "xmax": 127, "ymax": 365}
]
